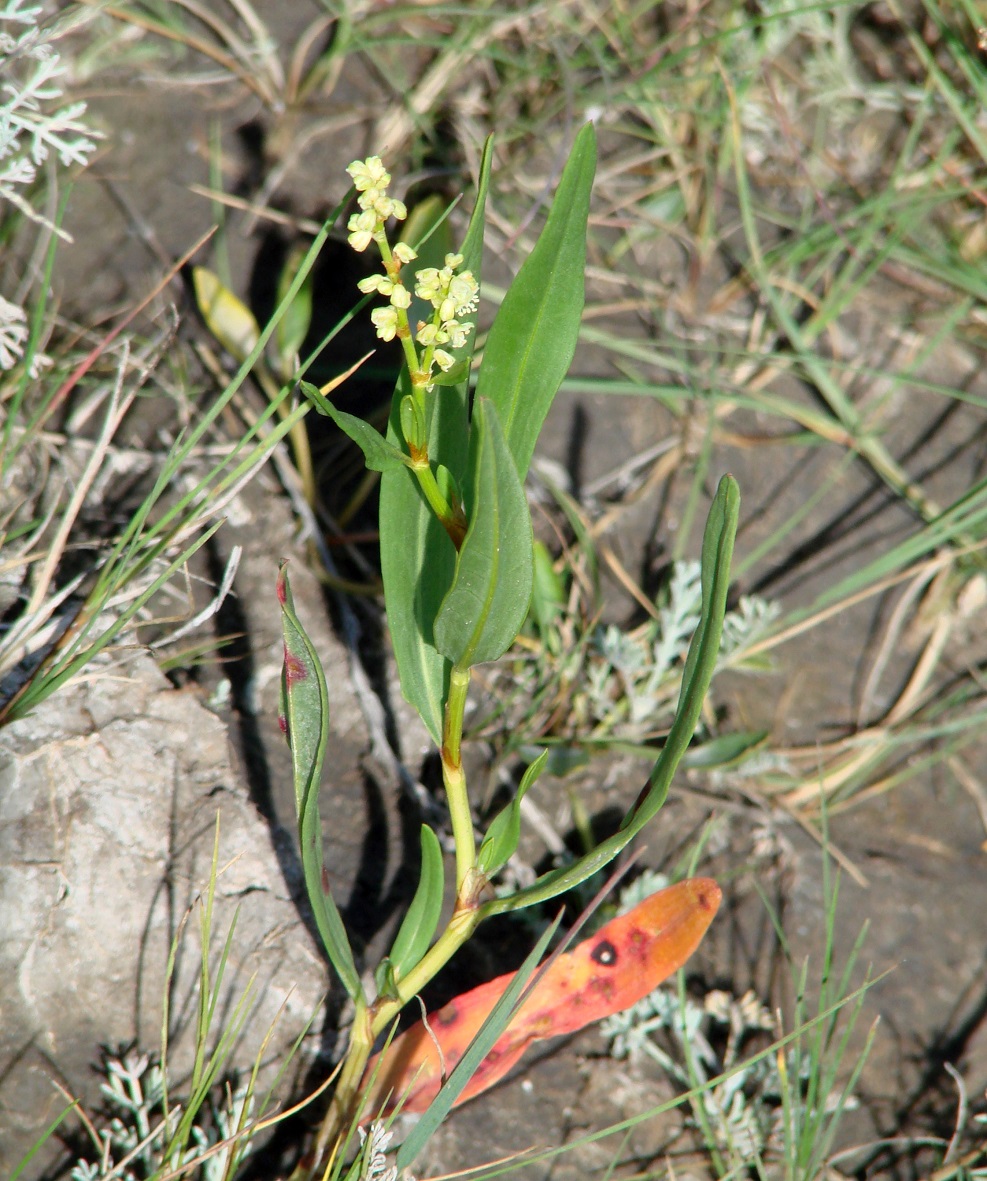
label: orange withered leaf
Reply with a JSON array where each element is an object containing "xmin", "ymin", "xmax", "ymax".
[{"xmin": 363, "ymin": 876, "xmax": 721, "ymax": 1116}]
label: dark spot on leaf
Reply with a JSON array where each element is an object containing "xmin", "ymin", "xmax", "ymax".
[
  {"xmin": 587, "ymin": 976, "xmax": 616, "ymax": 1002},
  {"xmin": 283, "ymin": 645, "xmax": 307, "ymax": 683},
  {"xmin": 321, "ymin": 867, "xmax": 331, "ymax": 894},
  {"xmin": 278, "ymin": 713, "xmax": 288, "ymax": 734},
  {"xmin": 436, "ymin": 1001, "xmax": 459, "ymax": 1027},
  {"xmin": 590, "ymin": 938, "xmax": 618, "ymax": 967}
]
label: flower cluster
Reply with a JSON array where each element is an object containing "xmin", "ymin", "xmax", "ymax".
[
  {"xmin": 412, "ymin": 252, "xmax": 479, "ymax": 372},
  {"xmin": 345, "ymin": 156, "xmax": 408, "ymax": 252},
  {"xmin": 346, "ymin": 155, "xmax": 479, "ymax": 389}
]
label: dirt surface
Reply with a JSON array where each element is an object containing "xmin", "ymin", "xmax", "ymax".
[{"xmin": 6, "ymin": 5, "xmax": 987, "ymax": 1178}]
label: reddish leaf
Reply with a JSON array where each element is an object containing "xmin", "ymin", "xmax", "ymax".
[{"xmin": 364, "ymin": 877, "xmax": 721, "ymax": 1115}]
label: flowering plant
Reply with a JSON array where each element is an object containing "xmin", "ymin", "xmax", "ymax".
[{"xmin": 279, "ymin": 127, "xmax": 740, "ymax": 1177}]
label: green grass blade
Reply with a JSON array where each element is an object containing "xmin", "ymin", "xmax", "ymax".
[
  {"xmin": 395, "ymin": 912, "xmax": 562, "ymax": 1172},
  {"xmin": 9, "ymin": 1103, "xmax": 78, "ymax": 1181}
]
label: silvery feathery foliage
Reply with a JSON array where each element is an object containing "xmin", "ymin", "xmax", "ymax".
[
  {"xmin": 1, "ymin": 0, "xmax": 99, "ymax": 371},
  {"xmin": 358, "ymin": 1121, "xmax": 416, "ymax": 1181},
  {"xmin": 586, "ymin": 561, "xmax": 778, "ymax": 735},
  {"xmin": 602, "ymin": 982, "xmax": 781, "ymax": 1159},
  {"xmin": 0, "ymin": 292, "xmax": 31, "ymax": 371},
  {"xmin": 69, "ymin": 1050, "xmax": 255, "ymax": 1181}
]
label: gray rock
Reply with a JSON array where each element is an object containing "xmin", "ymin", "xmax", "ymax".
[{"xmin": 0, "ymin": 644, "xmax": 330, "ymax": 1178}]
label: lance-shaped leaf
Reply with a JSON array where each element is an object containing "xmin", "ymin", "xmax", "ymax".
[
  {"xmin": 434, "ymin": 397, "xmax": 533, "ymax": 668},
  {"xmin": 480, "ymin": 475, "xmax": 740, "ymax": 917},
  {"xmin": 277, "ymin": 564, "xmax": 363, "ymax": 1002},
  {"xmin": 475, "ymin": 123, "xmax": 596, "ymax": 480},
  {"xmin": 275, "ymin": 242, "xmax": 315, "ymax": 374},
  {"xmin": 380, "ymin": 137, "xmax": 495, "ymax": 742},
  {"xmin": 388, "ymin": 825, "xmax": 445, "ymax": 982},
  {"xmin": 375, "ymin": 879, "xmax": 720, "ymax": 1137},
  {"xmin": 477, "ymin": 751, "xmax": 548, "ymax": 877},
  {"xmin": 300, "ymin": 380, "xmax": 408, "ymax": 473}
]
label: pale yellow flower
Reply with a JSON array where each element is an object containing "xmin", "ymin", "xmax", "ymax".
[
  {"xmin": 347, "ymin": 208, "xmax": 379, "ymax": 252},
  {"xmin": 371, "ymin": 306, "xmax": 399, "ymax": 341},
  {"xmin": 347, "ymin": 157, "xmax": 390, "ymax": 191},
  {"xmin": 389, "ymin": 283, "xmax": 412, "ymax": 309}
]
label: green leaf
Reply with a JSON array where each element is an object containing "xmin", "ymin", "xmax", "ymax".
[
  {"xmin": 681, "ymin": 729, "xmax": 768, "ymax": 770},
  {"xmin": 477, "ymin": 750, "xmax": 549, "ymax": 876},
  {"xmin": 475, "ymin": 123, "xmax": 596, "ymax": 480},
  {"xmin": 518, "ymin": 742, "xmax": 590, "ymax": 777},
  {"xmin": 395, "ymin": 911, "xmax": 562, "ymax": 1172},
  {"xmin": 480, "ymin": 474, "xmax": 740, "ymax": 916},
  {"xmin": 299, "ymin": 381, "xmax": 408, "ymax": 472},
  {"xmin": 529, "ymin": 539, "xmax": 565, "ymax": 638},
  {"xmin": 389, "ymin": 825, "xmax": 445, "ymax": 981},
  {"xmin": 379, "ymin": 380, "xmax": 456, "ymax": 745},
  {"xmin": 275, "ymin": 243, "xmax": 315, "ymax": 372},
  {"xmin": 379, "ymin": 137, "xmax": 495, "ymax": 743},
  {"xmin": 434, "ymin": 397, "xmax": 534, "ymax": 668},
  {"xmin": 277, "ymin": 564, "xmax": 364, "ymax": 1001}
]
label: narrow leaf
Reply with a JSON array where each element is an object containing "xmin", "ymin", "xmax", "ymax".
[
  {"xmin": 434, "ymin": 397, "xmax": 534, "ymax": 668},
  {"xmin": 300, "ymin": 381, "xmax": 408, "ymax": 472},
  {"xmin": 475, "ymin": 123, "xmax": 596, "ymax": 480},
  {"xmin": 389, "ymin": 825, "xmax": 445, "ymax": 981},
  {"xmin": 275, "ymin": 243, "xmax": 315, "ymax": 371},
  {"xmin": 477, "ymin": 750, "xmax": 549, "ymax": 876},
  {"xmin": 481, "ymin": 475, "xmax": 740, "ymax": 916},
  {"xmin": 277, "ymin": 564, "xmax": 364, "ymax": 1001}
]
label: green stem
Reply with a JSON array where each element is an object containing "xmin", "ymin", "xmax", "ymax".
[
  {"xmin": 305, "ymin": 898, "xmax": 485, "ymax": 1176},
  {"xmin": 307, "ymin": 996, "xmax": 373, "ymax": 1175},
  {"xmin": 373, "ymin": 902, "xmax": 481, "ymax": 1037},
  {"xmin": 411, "ymin": 457, "xmax": 467, "ymax": 548},
  {"xmin": 442, "ymin": 662, "xmax": 475, "ymax": 891}
]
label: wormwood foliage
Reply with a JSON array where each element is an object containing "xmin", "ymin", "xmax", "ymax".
[{"xmin": 0, "ymin": 0, "xmax": 99, "ymax": 373}]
